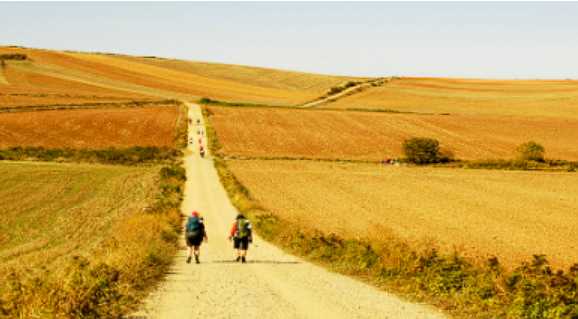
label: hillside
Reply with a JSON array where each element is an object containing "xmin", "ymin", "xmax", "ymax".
[
  {"xmin": 322, "ymin": 77, "xmax": 578, "ymax": 118},
  {"xmin": 0, "ymin": 46, "xmax": 360, "ymax": 107}
]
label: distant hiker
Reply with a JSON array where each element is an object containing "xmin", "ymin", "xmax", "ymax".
[
  {"xmin": 185, "ymin": 211, "xmax": 207, "ymax": 264},
  {"xmin": 228, "ymin": 214, "xmax": 253, "ymax": 263},
  {"xmin": 199, "ymin": 145, "xmax": 205, "ymax": 158},
  {"xmin": 196, "ymin": 119, "xmax": 201, "ymax": 125}
]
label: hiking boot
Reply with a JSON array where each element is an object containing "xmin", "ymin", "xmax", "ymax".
[
  {"xmin": 241, "ymin": 256, "xmax": 246, "ymax": 263},
  {"xmin": 186, "ymin": 256, "xmax": 192, "ymax": 264},
  {"xmin": 195, "ymin": 255, "xmax": 200, "ymax": 264},
  {"xmin": 236, "ymin": 256, "xmax": 241, "ymax": 262}
]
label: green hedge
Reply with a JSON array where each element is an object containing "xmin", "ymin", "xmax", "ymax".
[{"xmin": 0, "ymin": 146, "xmax": 181, "ymax": 165}]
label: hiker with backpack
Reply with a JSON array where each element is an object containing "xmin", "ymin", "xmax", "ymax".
[
  {"xmin": 228, "ymin": 214, "xmax": 253, "ymax": 263},
  {"xmin": 185, "ymin": 211, "xmax": 208, "ymax": 264}
]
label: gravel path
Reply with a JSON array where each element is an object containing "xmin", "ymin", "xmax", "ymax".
[{"xmin": 129, "ymin": 104, "xmax": 447, "ymax": 319}]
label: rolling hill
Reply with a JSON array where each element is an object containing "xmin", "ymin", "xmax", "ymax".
[{"xmin": 0, "ymin": 46, "xmax": 361, "ymax": 108}]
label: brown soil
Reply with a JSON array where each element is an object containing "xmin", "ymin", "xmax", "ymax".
[{"xmin": 0, "ymin": 106, "xmax": 180, "ymax": 148}]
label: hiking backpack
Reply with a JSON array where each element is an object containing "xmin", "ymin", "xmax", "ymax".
[
  {"xmin": 237, "ymin": 218, "xmax": 251, "ymax": 239},
  {"xmin": 186, "ymin": 217, "xmax": 202, "ymax": 237}
]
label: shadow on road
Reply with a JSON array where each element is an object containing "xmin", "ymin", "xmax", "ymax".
[{"xmin": 211, "ymin": 259, "xmax": 300, "ymax": 265}]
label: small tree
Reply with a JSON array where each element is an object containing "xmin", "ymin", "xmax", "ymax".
[
  {"xmin": 517, "ymin": 141, "xmax": 545, "ymax": 162},
  {"xmin": 199, "ymin": 97, "xmax": 213, "ymax": 104},
  {"xmin": 402, "ymin": 137, "xmax": 442, "ymax": 164}
]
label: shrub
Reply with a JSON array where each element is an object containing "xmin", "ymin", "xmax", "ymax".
[
  {"xmin": 199, "ymin": 97, "xmax": 214, "ymax": 104},
  {"xmin": 0, "ymin": 146, "xmax": 181, "ymax": 165},
  {"xmin": 402, "ymin": 137, "xmax": 443, "ymax": 164},
  {"xmin": 343, "ymin": 81, "xmax": 360, "ymax": 89},
  {"xmin": 517, "ymin": 141, "xmax": 545, "ymax": 162},
  {"xmin": 327, "ymin": 86, "xmax": 345, "ymax": 95},
  {"xmin": 0, "ymin": 53, "xmax": 27, "ymax": 61}
]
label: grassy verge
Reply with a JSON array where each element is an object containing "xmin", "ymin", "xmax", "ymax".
[
  {"xmin": 203, "ymin": 106, "xmax": 578, "ymax": 319},
  {"xmin": 0, "ymin": 99, "xmax": 182, "ymax": 113},
  {"xmin": 198, "ymin": 97, "xmax": 287, "ymax": 109},
  {"xmin": 200, "ymin": 97, "xmax": 436, "ymax": 116},
  {"xmin": 449, "ymin": 159, "xmax": 578, "ymax": 172}
]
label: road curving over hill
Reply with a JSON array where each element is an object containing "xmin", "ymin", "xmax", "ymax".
[{"xmin": 129, "ymin": 103, "xmax": 447, "ymax": 319}]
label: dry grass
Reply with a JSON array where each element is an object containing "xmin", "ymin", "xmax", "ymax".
[
  {"xmin": 0, "ymin": 46, "xmax": 358, "ymax": 106},
  {"xmin": 227, "ymin": 159, "xmax": 578, "ymax": 269},
  {"xmin": 0, "ymin": 161, "xmax": 158, "ymax": 272},
  {"xmin": 207, "ymin": 106, "xmax": 578, "ymax": 161},
  {"xmin": 0, "ymin": 161, "xmax": 184, "ymax": 318},
  {"xmin": 325, "ymin": 77, "xmax": 578, "ymax": 118},
  {"xmin": 0, "ymin": 106, "xmax": 182, "ymax": 148}
]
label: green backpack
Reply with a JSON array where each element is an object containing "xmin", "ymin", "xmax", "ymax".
[
  {"xmin": 237, "ymin": 218, "xmax": 250, "ymax": 239},
  {"xmin": 186, "ymin": 217, "xmax": 202, "ymax": 237}
]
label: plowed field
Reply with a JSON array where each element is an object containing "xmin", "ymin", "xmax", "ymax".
[
  {"xmin": 325, "ymin": 77, "xmax": 578, "ymax": 118},
  {"xmin": 227, "ymin": 159, "xmax": 578, "ymax": 269},
  {"xmin": 208, "ymin": 106, "xmax": 578, "ymax": 161},
  {"xmin": 0, "ymin": 106, "xmax": 182, "ymax": 148}
]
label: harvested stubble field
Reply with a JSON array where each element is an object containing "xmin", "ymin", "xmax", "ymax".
[
  {"xmin": 324, "ymin": 77, "xmax": 578, "ymax": 118},
  {"xmin": 0, "ymin": 105, "xmax": 182, "ymax": 148},
  {"xmin": 207, "ymin": 106, "xmax": 578, "ymax": 161},
  {"xmin": 227, "ymin": 159, "xmax": 578, "ymax": 269},
  {"xmin": 0, "ymin": 161, "xmax": 158, "ymax": 272},
  {"xmin": 0, "ymin": 46, "xmax": 358, "ymax": 106}
]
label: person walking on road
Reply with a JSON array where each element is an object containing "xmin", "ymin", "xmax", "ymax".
[
  {"xmin": 228, "ymin": 214, "xmax": 253, "ymax": 263},
  {"xmin": 185, "ymin": 211, "xmax": 207, "ymax": 264},
  {"xmin": 199, "ymin": 144, "xmax": 205, "ymax": 158}
]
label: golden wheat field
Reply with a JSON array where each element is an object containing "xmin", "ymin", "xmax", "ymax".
[
  {"xmin": 0, "ymin": 161, "xmax": 158, "ymax": 272},
  {"xmin": 0, "ymin": 105, "xmax": 183, "ymax": 148},
  {"xmin": 324, "ymin": 77, "xmax": 578, "ymax": 118},
  {"xmin": 208, "ymin": 106, "xmax": 578, "ymax": 161},
  {"xmin": 0, "ymin": 46, "xmax": 357, "ymax": 106},
  {"xmin": 228, "ymin": 159, "xmax": 578, "ymax": 269}
]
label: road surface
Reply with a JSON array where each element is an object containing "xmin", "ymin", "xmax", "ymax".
[{"xmin": 129, "ymin": 103, "xmax": 447, "ymax": 319}]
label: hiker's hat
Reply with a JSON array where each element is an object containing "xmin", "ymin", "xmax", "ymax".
[{"xmin": 192, "ymin": 211, "xmax": 199, "ymax": 217}]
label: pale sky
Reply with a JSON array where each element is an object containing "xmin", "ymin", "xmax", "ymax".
[{"xmin": 1, "ymin": 2, "xmax": 578, "ymax": 79}]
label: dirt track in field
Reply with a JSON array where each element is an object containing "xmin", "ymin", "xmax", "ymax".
[
  {"xmin": 130, "ymin": 104, "xmax": 447, "ymax": 319},
  {"xmin": 227, "ymin": 160, "xmax": 578, "ymax": 269}
]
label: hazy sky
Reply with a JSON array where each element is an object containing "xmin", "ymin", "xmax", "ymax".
[{"xmin": 2, "ymin": 2, "xmax": 578, "ymax": 79}]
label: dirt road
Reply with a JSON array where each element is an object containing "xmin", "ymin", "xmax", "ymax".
[
  {"xmin": 130, "ymin": 104, "xmax": 446, "ymax": 319},
  {"xmin": 301, "ymin": 77, "xmax": 390, "ymax": 108}
]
